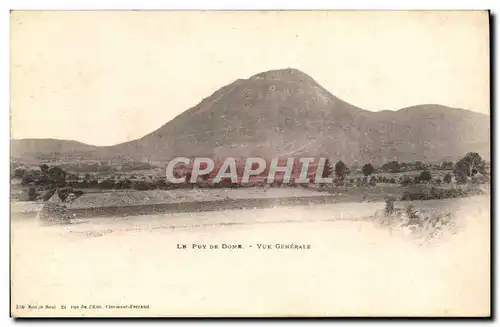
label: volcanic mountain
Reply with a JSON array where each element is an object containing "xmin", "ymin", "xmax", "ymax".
[{"xmin": 11, "ymin": 68, "xmax": 490, "ymax": 165}]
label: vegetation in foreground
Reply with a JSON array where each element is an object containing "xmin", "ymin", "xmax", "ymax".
[{"xmin": 373, "ymin": 197, "xmax": 458, "ymax": 242}]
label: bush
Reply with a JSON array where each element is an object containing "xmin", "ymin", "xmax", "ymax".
[
  {"xmin": 385, "ymin": 197, "xmax": 395, "ymax": 215},
  {"xmin": 362, "ymin": 163, "xmax": 375, "ymax": 176},
  {"xmin": 418, "ymin": 170, "xmax": 432, "ymax": 183},
  {"xmin": 404, "ymin": 203, "xmax": 421, "ymax": 226},
  {"xmin": 381, "ymin": 161, "xmax": 400, "ymax": 173},
  {"xmin": 373, "ymin": 201, "xmax": 456, "ymax": 241}
]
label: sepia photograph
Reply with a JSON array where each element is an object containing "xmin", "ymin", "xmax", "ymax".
[{"xmin": 9, "ymin": 10, "xmax": 491, "ymax": 317}]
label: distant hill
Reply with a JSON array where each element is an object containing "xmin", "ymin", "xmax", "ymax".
[
  {"xmin": 10, "ymin": 138, "xmax": 98, "ymax": 162},
  {"xmin": 11, "ymin": 68, "xmax": 490, "ymax": 165}
]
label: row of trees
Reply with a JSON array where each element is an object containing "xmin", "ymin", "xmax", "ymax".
[
  {"xmin": 376, "ymin": 158, "xmax": 483, "ymax": 174},
  {"xmin": 323, "ymin": 152, "xmax": 488, "ymax": 185},
  {"xmin": 13, "ymin": 152, "xmax": 488, "ymax": 191}
]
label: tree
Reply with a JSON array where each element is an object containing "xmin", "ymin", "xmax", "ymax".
[
  {"xmin": 418, "ymin": 170, "xmax": 432, "ymax": 183},
  {"xmin": 454, "ymin": 152, "xmax": 485, "ymax": 179},
  {"xmin": 42, "ymin": 166, "xmax": 67, "ymax": 187},
  {"xmin": 381, "ymin": 161, "xmax": 400, "ymax": 173},
  {"xmin": 334, "ymin": 161, "xmax": 348, "ymax": 181},
  {"xmin": 323, "ymin": 159, "xmax": 333, "ymax": 179},
  {"xmin": 385, "ymin": 197, "xmax": 395, "ymax": 215},
  {"xmin": 443, "ymin": 172, "xmax": 452, "ymax": 184},
  {"xmin": 454, "ymin": 161, "xmax": 468, "ymax": 183},
  {"xmin": 362, "ymin": 163, "xmax": 375, "ymax": 177}
]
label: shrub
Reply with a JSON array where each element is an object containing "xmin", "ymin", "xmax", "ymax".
[
  {"xmin": 334, "ymin": 161, "xmax": 348, "ymax": 181},
  {"xmin": 362, "ymin": 163, "xmax": 375, "ymax": 177},
  {"xmin": 381, "ymin": 161, "xmax": 400, "ymax": 173},
  {"xmin": 404, "ymin": 203, "xmax": 421, "ymax": 226},
  {"xmin": 374, "ymin": 201, "xmax": 456, "ymax": 241},
  {"xmin": 385, "ymin": 197, "xmax": 395, "ymax": 215},
  {"xmin": 418, "ymin": 170, "xmax": 432, "ymax": 183}
]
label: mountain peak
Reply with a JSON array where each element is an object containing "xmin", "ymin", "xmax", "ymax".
[
  {"xmin": 11, "ymin": 67, "xmax": 490, "ymax": 164},
  {"xmin": 249, "ymin": 68, "xmax": 317, "ymax": 85}
]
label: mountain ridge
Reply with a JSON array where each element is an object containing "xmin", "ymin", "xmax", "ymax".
[{"xmin": 11, "ymin": 68, "xmax": 490, "ymax": 165}]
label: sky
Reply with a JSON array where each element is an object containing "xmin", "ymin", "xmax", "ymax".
[{"xmin": 10, "ymin": 11, "xmax": 489, "ymax": 146}]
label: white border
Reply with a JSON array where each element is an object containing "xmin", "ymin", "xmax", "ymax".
[
  {"xmin": 2, "ymin": 0, "xmax": 498, "ymax": 10},
  {"xmin": 2, "ymin": 1, "xmax": 497, "ymax": 326}
]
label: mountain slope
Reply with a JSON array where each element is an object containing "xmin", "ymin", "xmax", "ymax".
[{"xmin": 10, "ymin": 68, "xmax": 490, "ymax": 165}]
